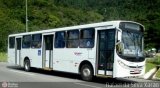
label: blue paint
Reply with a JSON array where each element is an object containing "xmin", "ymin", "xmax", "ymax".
[{"xmin": 38, "ymin": 50, "xmax": 41, "ymax": 56}]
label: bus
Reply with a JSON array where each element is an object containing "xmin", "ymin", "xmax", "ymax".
[{"xmin": 8, "ymin": 20, "xmax": 145, "ymax": 81}]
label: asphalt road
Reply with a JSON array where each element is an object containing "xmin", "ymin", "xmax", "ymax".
[{"xmin": 0, "ymin": 62, "xmax": 159, "ymax": 88}]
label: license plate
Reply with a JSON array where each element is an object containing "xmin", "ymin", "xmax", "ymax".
[{"xmin": 134, "ymin": 69, "xmax": 140, "ymax": 73}]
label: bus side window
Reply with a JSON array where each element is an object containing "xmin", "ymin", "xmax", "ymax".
[
  {"xmin": 22, "ymin": 35, "xmax": 31, "ymax": 48},
  {"xmin": 31, "ymin": 34, "xmax": 42, "ymax": 48},
  {"xmin": 67, "ymin": 30, "xmax": 79, "ymax": 48},
  {"xmin": 55, "ymin": 31, "xmax": 65, "ymax": 48},
  {"xmin": 80, "ymin": 28, "xmax": 95, "ymax": 48},
  {"xmin": 9, "ymin": 37, "xmax": 15, "ymax": 48}
]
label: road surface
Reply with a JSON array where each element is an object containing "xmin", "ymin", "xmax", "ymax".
[{"xmin": 0, "ymin": 62, "xmax": 159, "ymax": 88}]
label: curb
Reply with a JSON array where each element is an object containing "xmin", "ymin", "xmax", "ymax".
[
  {"xmin": 143, "ymin": 66, "xmax": 160, "ymax": 80},
  {"xmin": 143, "ymin": 68, "xmax": 157, "ymax": 80}
]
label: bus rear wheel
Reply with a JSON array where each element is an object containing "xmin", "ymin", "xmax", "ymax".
[
  {"xmin": 80, "ymin": 64, "xmax": 93, "ymax": 81},
  {"xmin": 24, "ymin": 59, "xmax": 30, "ymax": 72}
]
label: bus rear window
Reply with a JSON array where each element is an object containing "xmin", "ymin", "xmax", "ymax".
[
  {"xmin": 22, "ymin": 35, "xmax": 31, "ymax": 48},
  {"xmin": 9, "ymin": 37, "xmax": 15, "ymax": 48}
]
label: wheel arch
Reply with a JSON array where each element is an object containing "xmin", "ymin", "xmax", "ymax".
[
  {"xmin": 79, "ymin": 60, "xmax": 94, "ymax": 75},
  {"xmin": 23, "ymin": 57, "xmax": 30, "ymax": 66}
]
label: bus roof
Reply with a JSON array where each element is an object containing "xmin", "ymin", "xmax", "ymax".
[{"xmin": 8, "ymin": 20, "xmax": 144, "ymax": 37}]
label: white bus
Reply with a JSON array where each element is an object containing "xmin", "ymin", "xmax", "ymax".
[{"xmin": 8, "ymin": 20, "xmax": 145, "ymax": 81}]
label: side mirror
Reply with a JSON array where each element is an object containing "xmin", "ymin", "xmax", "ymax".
[
  {"xmin": 117, "ymin": 30, "xmax": 122, "ymax": 42},
  {"xmin": 116, "ymin": 42, "xmax": 124, "ymax": 54}
]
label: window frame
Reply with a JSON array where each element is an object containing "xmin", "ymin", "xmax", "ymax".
[
  {"xmin": 31, "ymin": 34, "xmax": 42, "ymax": 48},
  {"xmin": 54, "ymin": 31, "xmax": 66, "ymax": 48},
  {"xmin": 80, "ymin": 28, "xmax": 95, "ymax": 48},
  {"xmin": 9, "ymin": 37, "xmax": 15, "ymax": 49},
  {"xmin": 66, "ymin": 29, "xmax": 79, "ymax": 48},
  {"xmin": 22, "ymin": 35, "xmax": 32, "ymax": 48}
]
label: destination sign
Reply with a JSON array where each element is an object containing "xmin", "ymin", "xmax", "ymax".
[{"xmin": 119, "ymin": 22, "xmax": 143, "ymax": 32}]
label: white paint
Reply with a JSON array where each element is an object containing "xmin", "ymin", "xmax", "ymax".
[
  {"xmin": 98, "ymin": 70, "xmax": 104, "ymax": 75},
  {"xmin": 106, "ymin": 71, "xmax": 112, "ymax": 75},
  {"xmin": 98, "ymin": 70, "xmax": 113, "ymax": 75},
  {"xmin": 45, "ymin": 50, "xmax": 50, "ymax": 67},
  {"xmin": 113, "ymin": 53, "xmax": 145, "ymax": 78},
  {"xmin": 16, "ymin": 50, "xmax": 20, "ymax": 65}
]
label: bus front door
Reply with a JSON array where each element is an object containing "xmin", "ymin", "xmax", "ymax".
[
  {"xmin": 15, "ymin": 38, "xmax": 21, "ymax": 65},
  {"xmin": 97, "ymin": 29, "xmax": 115, "ymax": 76},
  {"xmin": 43, "ymin": 35, "xmax": 53, "ymax": 69}
]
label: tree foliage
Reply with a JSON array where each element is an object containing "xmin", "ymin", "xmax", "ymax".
[{"xmin": 0, "ymin": 0, "xmax": 160, "ymax": 51}]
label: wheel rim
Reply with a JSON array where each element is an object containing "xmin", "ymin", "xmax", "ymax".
[
  {"xmin": 25, "ymin": 62, "xmax": 29, "ymax": 70},
  {"xmin": 83, "ymin": 68, "xmax": 91, "ymax": 77}
]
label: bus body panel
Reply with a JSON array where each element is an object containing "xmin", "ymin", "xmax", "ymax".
[
  {"xmin": 113, "ymin": 53, "xmax": 145, "ymax": 77},
  {"xmin": 8, "ymin": 48, "xmax": 15, "ymax": 65},
  {"xmin": 30, "ymin": 49, "xmax": 42, "ymax": 68},
  {"xmin": 53, "ymin": 48, "xmax": 96, "ymax": 73},
  {"xmin": 21, "ymin": 49, "xmax": 43, "ymax": 68}
]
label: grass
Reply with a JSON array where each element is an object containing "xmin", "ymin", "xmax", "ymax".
[
  {"xmin": 0, "ymin": 52, "xmax": 7, "ymax": 62},
  {"xmin": 146, "ymin": 56, "xmax": 160, "ymax": 65},
  {"xmin": 155, "ymin": 69, "xmax": 160, "ymax": 78},
  {"xmin": 145, "ymin": 56, "xmax": 160, "ymax": 78},
  {"xmin": 145, "ymin": 62, "xmax": 156, "ymax": 73}
]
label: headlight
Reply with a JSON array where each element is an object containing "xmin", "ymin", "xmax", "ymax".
[{"xmin": 118, "ymin": 60, "xmax": 130, "ymax": 69}]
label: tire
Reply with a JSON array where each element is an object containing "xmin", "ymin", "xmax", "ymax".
[
  {"xmin": 80, "ymin": 64, "xmax": 93, "ymax": 81},
  {"xmin": 24, "ymin": 59, "xmax": 30, "ymax": 72}
]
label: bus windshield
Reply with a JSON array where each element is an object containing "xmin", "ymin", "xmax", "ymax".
[
  {"xmin": 116, "ymin": 30, "xmax": 144, "ymax": 62},
  {"xmin": 122, "ymin": 31, "xmax": 143, "ymax": 57}
]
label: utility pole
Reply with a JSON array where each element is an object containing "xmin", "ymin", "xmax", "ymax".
[{"xmin": 26, "ymin": 0, "xmax": 28, "ymax": 32}]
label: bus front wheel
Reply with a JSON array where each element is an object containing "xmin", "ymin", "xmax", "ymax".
[
  {"xmin": 80, "ymin": 64, "xmax": 93, "ymax": 81},
  {"xmin": 24, "ymin": 59, "xmax": 30, "ymax": 72}
]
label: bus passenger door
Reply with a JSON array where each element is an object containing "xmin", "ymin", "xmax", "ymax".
[
  {"xmin": 43, "ymin": 35, "xmax": 54, "ymax": 69},
  {"xmin": 97, "ymin": 29, "xmax": 115, "ymax": 76},
  {"xmin": 15, "ymin": 38, "xmax": 21, "ymax": 65}
]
